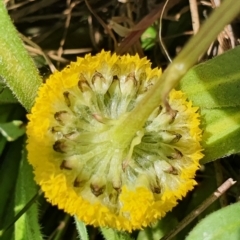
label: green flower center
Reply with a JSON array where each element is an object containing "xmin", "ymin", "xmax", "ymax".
[{"xmin": 50, "ymin": 68, "xmax": 189, "ymax": 212}]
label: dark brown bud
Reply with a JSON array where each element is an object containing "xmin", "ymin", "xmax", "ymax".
[
  {"xmin": 164, "ymin": 166, "xmax": 178, "ymax": 175},
  {"xmin": 54, "ymin": 111, "xmax": 70, "ymax": 125},
  {"xmin": 125, "ymin": 72, "xmax": 137, "ymax": 85},
  {"xmin": 60, "ymin": 160, "xmax": 72, "ymax": 170},
  {"xmin": 151, "ymin": 186, "xmax": 161, "ymax": 194},
  {"xmin": 73, "ymin": 177, "xmax": 81, "ymax": 187},
  {"xmin": 78, "ymin": 79, "xmax": 91, "ymax": 92},
  {"xmin": 92, "ymin": 72, "xmax": 105, "ymax": 84},
  {"xmin": 64, "ymin": 131, "xmax": 79, "ymax": 140},
  {"xmin": 63, "ymin": 91, "xmax": 71, "ymax": 107},
  {"xmin": 150, "ymin": 177, "xmax": 161, "ymax": 194},
  {"xmin": 167, "ymin": 148, "xmax": 183, "ymax": 160},
  {"xmin": 168, "ymin": 109, "xmax": 178, "ymax": 123},
  {"xmin": 51, "ymin": 126, "xmax": 62, "ymax": 133},
  {"xmin": 90, "ymin": 183, "xmax": 105, "ymax": 197},
  {"xmin": 171, "ymin": 133, "xmax": 182, "ymax": 143},
  {"xmin": 53, "ymin": 139, "xmax": 69, "ymax": 153}
]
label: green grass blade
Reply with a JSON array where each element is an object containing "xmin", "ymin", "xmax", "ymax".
[
  {"xmin": 0, "ymin": 104, "xmax": 14, "ymax": 154},
  {"xmin": 0, "ymin": 137, "xmax": 23, "ymax": 239},
  {"xmin": 74, "ymin": 216, "xmax": 89, "ymax": 240},
  {"xmin": 14, "ymin": 145, "xmax": 43, "ymax": 240}
]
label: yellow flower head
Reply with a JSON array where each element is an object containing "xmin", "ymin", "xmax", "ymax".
[{"xmin": 27, "ymin": 51, "xmax": 203, "ymax": 231}]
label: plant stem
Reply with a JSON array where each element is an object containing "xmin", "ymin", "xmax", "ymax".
[
  {"xmin": 1, "ymin": 0, "xmax": 240, "ymax": 120},
  {"xmin": 115, "ymin": 0, "xmax": 240, "ymax": 141}
]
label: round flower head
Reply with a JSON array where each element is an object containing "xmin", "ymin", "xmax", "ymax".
[{"xmin": 27, "ymin": 51, "xmax": 203, "ymax": 231}]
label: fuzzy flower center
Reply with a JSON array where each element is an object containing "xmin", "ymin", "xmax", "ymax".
[
  {"xmin": 50, "ymin": 63, "xmax": 193, "ymax": 213},
  {"xmin": 27, "ymin": 51, "xmax": 203, "ymax": 231}
]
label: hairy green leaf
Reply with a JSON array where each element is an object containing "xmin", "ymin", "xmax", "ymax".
[
  {"xmin": 179, "ymin": 46, "xmax": 240, "ymax": 163},
  {"xmin": 0, "ymin": 80, "xmax": 18, "ymax": 104},
  {"xmin": 0, "ymin": 2, "xmax": 42, "ymax": 112},
  {"xmin": 186, "ymin": 202, "xmax": 240, "ymax": 240}
]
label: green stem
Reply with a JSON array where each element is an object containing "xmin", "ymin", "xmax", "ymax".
[
  {"xmin": 115, "ymin": 0, "xmax": 240, "ymax": 141},
  {"xmin": 0, "ymin": 1, "xmax": 42, "ymax": 112}
]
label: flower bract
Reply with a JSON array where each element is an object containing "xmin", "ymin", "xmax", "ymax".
[{"xmin": 27, "ymin": 51, "xmax": 203, "ymax": 231}]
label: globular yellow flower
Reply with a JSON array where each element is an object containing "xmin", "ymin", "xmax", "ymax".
[{"xmin": 27, "ymin": 51, "xmax": 203, "ymax": 231}]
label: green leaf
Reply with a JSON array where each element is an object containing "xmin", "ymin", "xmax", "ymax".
[
  {"xmin": 0, "ymin": 137, "xmax": 23, "ymax": 239},
  {"xmin": 141, "ymin": 26, "xmax": 157, "ymax": 50},
  {"xmin": 74, "ymin": 217, "xmax": 89, "ymax": 240},
  {"xmin": 0, "ymin": 104, "xmax": 26, "ymax": 154},
  {"xmin": 186, "ymin": 202, "xmax": 240, "ymax": 240},
  {"xmin": 14, "ymin": 144, "xmax": 43, "ymax": 240},
  {"xmin": 100, "ymin": 227, "xmax": 133, "ymax": 240},
  {"xmin": 0, "ymin": 80, "xmax": 18, "ymax": 104},
  {"xmin": 180, "ymin": 46, "xmax": 240, "ymax": 108},
  {"xmin": 201, "ymin": 107, "xmax": 240, "ymax": 162},
  {"xmin": 0, "ymin": 104, "xmax": 15, "ymax": 122},
  {"xmin": 137, "ymin": 213, "xmax": 178, "ymax": 240},
  {"xmin": 0, "ymin": 136, "xmax": 7, "ymax": 156},
  {"xmin": 179, "ymin": 46, "xmax": 240, "ymax": 163},
  {"xmin": 0, "ymin": 120, "xmax": 25, "ymax": 141},
  {"xmin": 0, "ymin": 1, "xmax": 42, "ymax": 112}
]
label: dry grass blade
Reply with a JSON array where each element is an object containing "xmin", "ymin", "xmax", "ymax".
[
  {"xmin": 9, "ymin": 0, "xmax": 60, "ymax": 21},
  {"xmin": 57, "ymin": 0, "xmax": 81, "ymax": 67},
  {"xmin": 85, "ymin": 0, "xmax": 118, "ymax": 49},
  {"xmin": 160, "ymin": 178, "xmax": 236, "ymax": 240},
  {"xmin": 189, "ymin": 0, "xmax": 200, "ymax": 34},
  {"xmin": 208, "ymin": 0, "xmax": 236, "ymax": 55},
  {"xmin": 159, "ymin": 0, "xmax": 172, "ymax": 63},
  {"xmin": 20, "ymin": 33, "xmax": 57, "ymax": 73},
  {"xmin": 116, "ymin": 3, "xmax": 163, "ymax": 55},
  {"xmin": 116, "ymin": 0, "xmax": 183, "ymax": 55}
]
